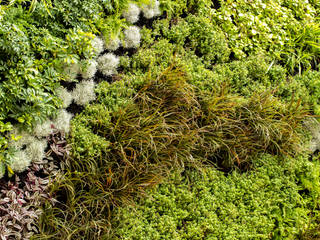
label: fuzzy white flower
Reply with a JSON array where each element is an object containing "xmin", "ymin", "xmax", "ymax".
[
  {"xmin": 64, "ymin": 62, "xmax": 80, "ymax": 82},
  {"xmin": 56, "ymin": 86, "xmax": 73, "ymax": 108},
  {"xmin": 97, "ymin": 53, "xmax": 120, "ymax": 76},
  {"xmin": 10, "ymin": 150, "xmax": 32, "ymax": 173},
  {"xmin": 141, "ymin": 0, "xmax": 161, "ymax": 19},
  {"xmin": 91, "ymin": 36, "xmax": 104, "ymax": 56},
  {"xmin": 0, "ymin": 162, "xmax": 5, "ymax": 179},
  {"xmin": 72, "ymin": 79, "xmax": 96, "ymax": 106},
  {"xmin": 105, "ymin": 36, "xmax": 121, "ymax": 51},
  {"xmin": 53, "ymin": 109, "xmax": 73, "ymax": 134},
  {"xmin": 122, "ymin": 3, "xmax": 140, "ymax": 23},
  {"xmin": 304, "ymin": 118, "xmax": 320, "ymax": 152},
  {"xmin": 123, "ymin": 26, "xmax": 141, "ymax": 48},
  {"xmin": 9, "ymin": 127, "xmax": 36, "ymax": 149},
  {"xmin": 33, "ymin": 120, "xmax": 54, "ymax": 138},
  {"xmin": 81, "ymin": 59, "xmax": 98, "ymax": 79},
  {"xmin": 26, "ymin": 139, "xmax": 47, "ymax": 162}
]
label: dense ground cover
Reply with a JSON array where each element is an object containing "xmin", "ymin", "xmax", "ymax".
[
  {"xmin": 0, "ymin": 0, "xmax": 320, "ymax": 239},
  {"xmin": 112, "ymin": 154, "xmax": 320, "ymax": 239}
]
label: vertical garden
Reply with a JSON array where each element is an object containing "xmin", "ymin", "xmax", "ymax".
[{"xmin": 0, "ymin": 0, "xmax": 320, "ymax": 239}]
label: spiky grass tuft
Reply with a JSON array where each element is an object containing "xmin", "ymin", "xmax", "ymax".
[
  {"xmin": 25, "ymin": 139, "xmax": 47, "ymax": 162},
  {"xmin": 63, "ymin": 62, "xmax": 80, "ymax": 82},
  {"xmin": 9, "ymin": 127, "xmax": 36, "ymax": 149},
  {"xmin": 33, "ymin": 120, "xmax": 55, "ymax": 138},
  {"xmin": 105, "ymin": 36, "xmax": 121, "ymax": 51},
  {"xmin": 91, "ymin": 36, "xmax": 104, "ymax": 56},
  {"xmin": 35, "ymin": 66, "xmax": 307, "ymax": 239}
]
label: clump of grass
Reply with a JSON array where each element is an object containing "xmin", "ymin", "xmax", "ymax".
[
  {"xmin": 34, "ymin": 65, "xmax": 308, "ymax": 239},
  {"xmin": 198, "ymin": 88, "xmax": 308, "ymax": 169}
]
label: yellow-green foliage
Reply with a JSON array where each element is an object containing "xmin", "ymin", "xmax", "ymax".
[
  {"xmin": 36, "ymin": 66, "xmax": 307, "ymax": 239},
  {"xmin": 124, "ymin": 10, "xmax": 320, "ymax": 114},
  {"xmin": 112, "ymin": 154, "xmax": 320, "ymax": 240}
]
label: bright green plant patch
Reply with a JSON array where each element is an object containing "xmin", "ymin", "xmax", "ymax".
[
  {"xmin": 0, "ymin": 0, "xmax": 148, "ymax": 173},
  {"xmin": 112, "ymin": 154, "xmax": 320, "ymax": 240},
  {"xmin": 35, "ymin": 65, "xmax": 308, "ymax": 239}
]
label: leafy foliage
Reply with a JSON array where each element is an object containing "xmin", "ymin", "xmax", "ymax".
[
  {"xmin": 35, "ymin": 66, "xmax": 307, "ymax": 239},
  {"xmin": 0, "ymin": 0, "xmax": 149, "ymax": 174},
  {"xmin": 111, "ymin": 154, "xmax": 320, "ymax": 240}
]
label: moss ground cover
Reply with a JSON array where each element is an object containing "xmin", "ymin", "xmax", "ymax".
[{"xmin": 0, "ymin": 0, "xmax": 320, "ymax": 239}]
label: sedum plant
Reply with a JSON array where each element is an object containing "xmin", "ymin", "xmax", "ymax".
[{"xmin": 111, "ymin": 154, "xmax": 320, "ymax": 239}]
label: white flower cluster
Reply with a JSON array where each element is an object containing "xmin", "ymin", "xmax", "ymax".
[
  {"xmin": 81, "ymin": 59, "xmax": 98, "ymax": 79},
  {"xmin": 123, "ymin": 26, "xmax": 141, "ymax": 48},
  {"xmin": 98, "ymin": 53, "xmax": 120, "ymax": 76},
  {"xmin": 91, "ymin": 36, "xmax": 104, "ymax": 56},
  {"xmin": 10, "ymin": 150, "xmax": 31, "ymax": 173},
  {"xmin": 72, "ymin": 79, "xmax": 96, "ymax": 106},
  {"xmin": 53, "ymin": 109, "xmax": 73, "ymax": 134},
  {"xmin": 33, "ymin": 120, "xmax": 54, "ymax": 138},
  {"xmin": 141, "ymin": 0, "xmax": 161, "ymax": 19},
  {"xmin": 8, "ymin": 127, "xmax": 48, "ymax": 174},
  {"xmin": 56, "ymin": 86, "xmax": 73, "ymax": 109},
  {"xmin": 122, "ymin": 3, "xmax": 141, "ymax": 23}
]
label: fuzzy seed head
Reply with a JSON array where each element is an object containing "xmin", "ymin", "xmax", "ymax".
[
  {"xmin": 122, "ymin": 3, "xmax": 140, "ymax": 23},
  {"xmin": 25, "ymin": 139, "xmax": 47, "ymax": 162},
  {"xmin": 91, "ymin": 36, "xmax": 104, "ymax": 56},
  {"xmin": 9, "ymin": 127, "xmax": 36, "ymax": 149},
  {"xmin": 97, "ymin": 53, "xmax": 120, "ymax": 76},
  {"xmin": 141, "ymin": 0, "xmax": 161, "ymax": 19},
  {"xmin": 33, "ymin": 120, "xmax": 55, "ymax": 138},
  {"xmin": 123, "ymin": 26, "xmax": 141, "ymax": 48},
  {"xmin": 72, "ymin": 79, "xmax": 96, "ymax": 106},
  {"xmin": 53, "ymin": 109, "xmax": 73, "ymax": 134},
  {"xmin": 81, "ymin": 59, "xmax": 98, "ymax": 79},
  {"xmin": 10, "ymin": 150, "xmax": 32, "ymax": 173}
]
